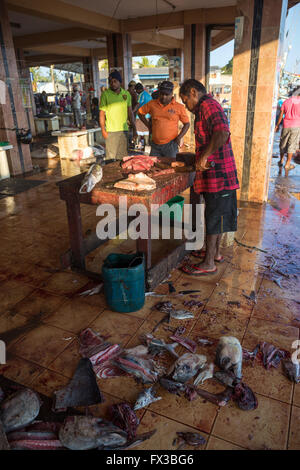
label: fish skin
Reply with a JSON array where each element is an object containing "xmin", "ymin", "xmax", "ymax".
[
  {"xmin": 107, "ymin": 430, "xmax": 157, "ymax": 450},
  {"xmin": 176, "ymin": 432, "xmax": 206, "ymax": 447},
  {"xmin": 133, "ymin": 386, "xmax": 162, "ymax": 411},
  {"xmin": 170, "ymin": 334, "xmax": 197, "ymax": 353},
  {"xmin": 0, "ymin": 389, "xmax": 41, "ymax": 433},
  {"xmin": 194, "ymin": 363, "xmax": 214, "ymax": 386},
  {"xmin": 213, "ymin": 370, "xmax": 239, "ymax": 388},
  {"xmin": 79, "ymin": 164, "xmax": 103, "ymax": 193},
  {"xmin": 170, "ymin": 310, "xmax": 194, "ymax": 320},
  {"xmin": 282, "ymin": 359, "xmax": 300, "ymax": 383},
  {"xmin": 59, "ymin": 416, "xmax": 127, "ymax": 450},
  {"xmin": 159, "ymin": 377, "xmax": 186, "ymax": 396}
]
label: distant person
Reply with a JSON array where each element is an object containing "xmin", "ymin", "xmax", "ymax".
[
  {"xmin": 135, "ymin": 83, "xmax": 152, "ymax": 110},
  {"xmin": 100, "ymin": 70, "xmax": 137, "ymax": 159},
  {"xmin": 128, "ymin": 80, "xmax": 138, "ymax": 116},
  {"xmin": 72, "ymin": 86, "xmax": 82, "ymax": 128},
  {"xmin": 275, "ymin": 86, "xmax": 300, "ymax": 172},
  {"xmin": 138, "ymin": 80, "xmax": 190, "ymax": 158},
  {"xmin": 91, "ymin": 97, "xmax": 99, "ymax": 125},
  {"xmin": 151, "ymin": 82, "xmax": 162, "ymax": 100}
]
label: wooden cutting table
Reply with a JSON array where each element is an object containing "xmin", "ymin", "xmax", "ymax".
[
  {"xmin": 57, "ymin": 160, "xmax": 197, "ymax": 289},
  {"xmin": 52, "ymin": 126, "xmax": 103, "ymax": 159}
]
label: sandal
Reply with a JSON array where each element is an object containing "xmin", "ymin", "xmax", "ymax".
[
  {"xmin": 181, "ymin": 263, "xmax": 218, "ymax": 276},
  {"xmin": 191, "ymin": 250, "xmax": 225, "ymax": 263},
  {"xmin": 285, "ymin": 164, "xmax": 295, "ymax": 171}
]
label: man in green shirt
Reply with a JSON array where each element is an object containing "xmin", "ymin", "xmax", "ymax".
[{"xmin": 100, "ymin": 70, "xmax": 137, "ymax": 160}]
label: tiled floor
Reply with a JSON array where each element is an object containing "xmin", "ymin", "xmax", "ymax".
[{"xmin": 0, "ymin": 140, "xmax": 300, "ymax": 450}]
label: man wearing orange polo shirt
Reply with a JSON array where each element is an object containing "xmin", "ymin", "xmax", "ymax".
[{"xmin": 138, "ymin": 81, "xmax": 190, "ymax": 158}]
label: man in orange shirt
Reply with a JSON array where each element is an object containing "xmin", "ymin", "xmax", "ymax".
[{"xmin": 138, "ymin": 81, "xmax": 190, "ymax": 158}]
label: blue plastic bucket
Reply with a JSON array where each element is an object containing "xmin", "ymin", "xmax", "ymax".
[{"xmin": 102, "ymin": 253, "xmax": 145, "ymax": 313}]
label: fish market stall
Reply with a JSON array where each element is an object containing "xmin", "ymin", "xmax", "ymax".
[
  {"xmin": 0, "ymin": 143, "xmax": 12, "ymax": 180},
  {"xmin": 52, "ymin": 127, "xmax": 103, "ymax": 159},
  {"xmin": 34, "ymin": 115, "xmax": 59, "ymax": 135},
  {"xmin": 57, "ymin": 158, "xmax": 196, "ymax": 289}
]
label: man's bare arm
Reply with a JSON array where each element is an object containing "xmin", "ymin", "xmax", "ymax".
[
  {"xmin": 275, "ymin": 108, "xmax": 284, "ymax": 132},
  {"xmin": 137, "ymin": 111, "xmax": 151, "ymax": 132},
  {"xmin": 99, "ymin": 110, "xmax": 107, "ymax": 139},
  {"xmin": 175, "ymin": 122, "xmax": 190, "ymax": 145}
]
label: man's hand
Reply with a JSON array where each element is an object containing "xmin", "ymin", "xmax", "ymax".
[
  {"xmin": 274, "ymin": 125, "xmax": 279, "ymax": 133},
  {"xmin": 196, "ymin": 156, "xmax": 208, "ymax": 171},
  {"xmin": 175, "ymin": 135, "xmax": 182, "ymax": 147},
  {"xmin": 102, "ymin": 129, "xmax": 108, "ymax": 139}
]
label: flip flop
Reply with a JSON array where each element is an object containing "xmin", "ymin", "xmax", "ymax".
[
  {"xmin": 285, "ymin": 164, "xmax": 295, "ymax": 171},
  {"xmin": 191, "ymin": 250, "xmax": 225, "ymax": 263},
  {"xmin": 181, "ymin": 264, "xmax": 218, "ymax": 276}
]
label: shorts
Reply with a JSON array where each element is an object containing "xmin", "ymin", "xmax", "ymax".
[
  {"xmin": 150, "ymin": 139, "xmax": 178, "ymax": 159},
  {"xmin": 203, "ymin": 189, "xmax": 237, "ymax": 235},
  {"xmin": 280, "ymin": 127, "xmax": 300, "ymax": 155},
  {"xmin": 106, "ymin": 131, "xmax": 128, "ymax": 160}
]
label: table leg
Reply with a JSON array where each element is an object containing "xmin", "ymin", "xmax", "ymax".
[
  {"xmin": 137, "ymin": 213, "xmax": 152, "ymax": 270},
  {"xmin": 65, "ymin": 193, "xmax": 86, "ymax": 270}
]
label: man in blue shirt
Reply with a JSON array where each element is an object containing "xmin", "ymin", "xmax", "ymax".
[{"xmin": 135, "ymin": 83, "xmax": 152, "ymax": 148}]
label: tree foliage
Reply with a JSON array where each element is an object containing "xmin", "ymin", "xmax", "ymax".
[
  {"xmin": 136, "ymin": 57, "xmax": 154, "ymax": 68},
  {"xmin": 221, "ymin": 58, "xmax": 233, "ymax": 74},
  {"xmin": 156, "ymin": 55, "xmax": 169, "ymax": 67}
]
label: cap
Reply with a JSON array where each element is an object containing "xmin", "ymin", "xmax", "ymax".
[
  {"xmin": 159, "ymin": 81, "xmax": 174, "ymax": 94},
  {"xmin": 128, "ymin": 80, "xmax": 136, "ymax": 87}
]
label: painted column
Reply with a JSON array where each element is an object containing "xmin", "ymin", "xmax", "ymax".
[
  {"xmin": 15, "ymin": 48, "xmax": 36, "ymax": 137},
  {"xmin": 183, "ymin": 24, "xmax": 207, "ymax": 151},
  {"xmin": 231, "ymin": 0, "xmax": 288, "ymax": 203},
  {"xmin": 0, "ymin": 0, "xmax": 32, "ymax": 175},
  {"xmin": 106, "ymin": 33, "xmax": 132, "ymax": 89}
]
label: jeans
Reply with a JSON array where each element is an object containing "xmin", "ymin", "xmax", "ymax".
[{"xmin": 150, "ymin": 139, "xmax": 179, "ymax": 159}]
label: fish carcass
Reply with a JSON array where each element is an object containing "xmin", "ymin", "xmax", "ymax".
[
  {"xmin": 79, "ymin": 163, "xmax": 103, "ymax": 193},
  {"xmin": 110, "ymin": 403, "xmax": 139, "ymax": 441},
  {"xmin": 114, "ymin": 173, "xmax": 156, "ymax": 192},
  {"xmin": 170, "ymin": 309, "xmax": 194, "ymax": 320},
  {"xmin": 172, "ymin": 353, "xmax": 207, "ymax": 383},
  {"xmin": 112, "ymin": 353, "xmax": 163, "ymax": 384},
  {"xmin": 79, "ymin": 328, "xmax": 124, "ymax": 379},
  {"xmin": 133, "ymin": 386, "xmax": 162, "ymax": 411},
  {"xmin": 141, "ymin": 333, "xmax": 179, "ymax": 358},
  {"xmin": 0, "ymin": 388, "xmax": 41, "ymax": 433},
  {"xmin": 59, "ymin": 416, "xmax": 127, "ymax": 450},
  {"xmin": 215, "ymin": 336, "xmax": 243, "ymax": 379},
  {"xmin": 193, "ymin": 363, "xmax": 214, "ymax": 386},
  {"xmin": 169, "ymin": 333, "xmax": 197, "ymax": 353},
  {"xmin": 258, "ymin": 342, "xmax": 288, "ymax": 369},
  {"xmin": 282, "ymin": 359, "xmax": 300, "ymax": 383}
]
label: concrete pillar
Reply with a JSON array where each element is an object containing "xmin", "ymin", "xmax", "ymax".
[
  {"xmin": 0, "ymin": 0, "xmax": 32, "ymax": 175},
  {"xmin": 183, "ymin": 24, "xmax": 207, "ymax": 151},
  {"xmin": 230, "ymin": 0, "xmax": 288, "ymax": 203},
  {"xmin": 82, "ymin": 56, "xmax": 101, "ymax": 115},
  {"xmin": 106, "ymin": 33, "xmax": 132, "ymax": 89},
  {"xmin": 15, "ymin": 48, "xmax": 36, "ymax": 136}
]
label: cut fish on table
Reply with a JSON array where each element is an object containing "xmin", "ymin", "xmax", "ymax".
[
  {"xmin": 79, "ymin": 163, "xmax": 103, "ymax": 193},
  {"xmin": 114, "ymin": 172, "xmax": 156, "ymax": 192},
  {"xmin": 122, "ymin": 155, "xmax": 158, "ymax": 172}
]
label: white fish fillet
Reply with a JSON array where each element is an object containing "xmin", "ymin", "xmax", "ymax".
[{"xmin": 114, "ymin": 172, "xmax": 156, "ymax": 192}]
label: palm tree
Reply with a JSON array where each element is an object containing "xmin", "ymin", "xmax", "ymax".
[{"xmin": 136, "ymin": 57, "xmax": 154, "ymax": 68}]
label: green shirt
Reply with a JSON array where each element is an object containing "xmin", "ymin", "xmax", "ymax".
[{"xmin": 100, "ymin": 88, "xmax": 132, "ymax": 132}]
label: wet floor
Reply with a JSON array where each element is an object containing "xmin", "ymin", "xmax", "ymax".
[{"xmin": 0, "ymin": 133, "xmax": 299, "ymax": 450}]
